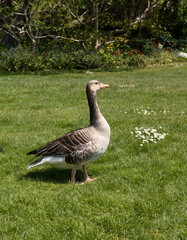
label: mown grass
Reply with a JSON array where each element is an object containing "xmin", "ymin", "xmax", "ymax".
[{"xmin": 0, "ymin": 64, "xmax": 186, "ymax": 240}]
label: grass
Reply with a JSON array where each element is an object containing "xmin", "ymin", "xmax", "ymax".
[{"xmin": 0, "ymin": 64, "xmax": 186, "ymax": 240}]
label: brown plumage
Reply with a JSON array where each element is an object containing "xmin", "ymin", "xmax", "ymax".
[{"xmin": 27, "ymin": 80, "xmax": 110, "ymax": 183}]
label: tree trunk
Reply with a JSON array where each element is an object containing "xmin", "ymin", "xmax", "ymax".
[{"xmin": 93, "ymin": 1, "xmax": 99, "ymax": 54}]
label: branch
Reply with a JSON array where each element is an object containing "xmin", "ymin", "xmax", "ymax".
[
  {"xmin": 130, "ymin": 0, "xmax": 161, "ymax": 28},
  {"xmin": 31, "ymin": 0, "xmax": 41, "ymax": 17},
  {"xmin": 24, "ymin": 10, "xmax": 36, "ymax": 43},
  {"xmin": 0, "ymin": 26, "xmax": 20, "ymax": 42},
  {"xmin": 98, "ymin": 0, "xmax": 105, "ymax": 12},
  {"xmin": 91, "ymin": 1, "xmax": 114, "ymax": 21},
  {"xmin": 13, "ymin": 12, "xmax": 26, "ymax": 16},
  {"xmin": 64, "ymin": 0, "xmax": 88, "ymax": 25},
  {"xmin": 98, "ymin": 0, "xmax": 162, "ymax": 49},
  {"xmin": 12, "ymin": 1, "xmax": 19, "ymax": 7},
  {"xmin": 35, "ymin": 35, "xmax": 84, "ymax": 43}
]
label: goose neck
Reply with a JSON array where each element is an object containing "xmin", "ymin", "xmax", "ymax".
[{"xmin": 86, "ymin": 88, "xmax": 101, "ymax": 125}]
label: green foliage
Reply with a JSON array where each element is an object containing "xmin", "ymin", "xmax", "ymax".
[
  {"xmin": 0, "ymin": 65, "xmax": 186, "ymax": 239},
  {"xmin": 0, "ymin": 47, "xmax": 44, "ymax": 72},
  {"xmin": 0, "ymin": 38, "xmax": 186, "ymax": 72},
  {"xmin": 158, "ymin": 0, "xmax": 187, "ymax": 39},
  {"xmin": 1, "ymin": 0, "xmax": 186, "ymax": 51}
]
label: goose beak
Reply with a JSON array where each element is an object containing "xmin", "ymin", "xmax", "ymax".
[{"xmin": 100, "ymin": 83, "xmax": 109, "ymax": 89}]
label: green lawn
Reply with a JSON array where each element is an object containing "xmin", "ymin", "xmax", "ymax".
[{"xmin": 0, "ymin": 64, "xmax": 186, "ymax": 240}]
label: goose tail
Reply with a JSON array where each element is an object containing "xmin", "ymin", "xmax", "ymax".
[{"xmin": 27, "ymin": 157, "xmax": 44, "ymax": 169}]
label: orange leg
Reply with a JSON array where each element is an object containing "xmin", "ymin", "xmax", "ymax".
[{"xmin": 82, "ymin": 164, "xmax": 97, "ymax": 182}]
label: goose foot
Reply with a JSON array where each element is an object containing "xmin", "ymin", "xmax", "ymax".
[
  {"xmin": 75, "ymin": 177, "xmax": 97, "ymax": 185},
  {"xmin": 71, "ymin": 166, "xmax": 97, "ymax": 184},
  {"xmin": 82, "ymin": 164, "xmax": 97, "ymax": 182},
  {"xmin": 85, "ymin": 177, "xmax": 97, "ymax": 182}
]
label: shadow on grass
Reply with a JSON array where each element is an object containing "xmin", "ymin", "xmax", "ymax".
[
  {"xmin": 22, "ymin": 167, "xmax": 84, "ymax": 184},
  {"xmin": 0, "ymin": 146, "xmax": 3, "ymax": 153}
]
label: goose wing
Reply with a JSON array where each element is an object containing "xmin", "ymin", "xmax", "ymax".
[{"xmin": 27, "ymin": 127, "xmax": 92, "ymax": 158}]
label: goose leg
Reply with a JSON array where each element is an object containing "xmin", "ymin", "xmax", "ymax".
[
  {"xmin": 82, "ymin": 164, "xmax": 97, "ymax": 182},
  {"xmin": 71, "ymin": 169, "xmax": 76, "ymax": 183}
]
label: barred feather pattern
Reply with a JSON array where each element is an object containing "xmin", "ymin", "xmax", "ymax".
[
  {"xmin": 27, "ymin": 127, "xmax": 94, "ymax": 166},
  {"xmin": 27, "ymin": 80, "xmax": 111, "ymax": 172}
]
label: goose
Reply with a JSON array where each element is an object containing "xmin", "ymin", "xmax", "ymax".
[{"xmin": 27, "ymin": 80, "xmax": 110, "ymax": 183}]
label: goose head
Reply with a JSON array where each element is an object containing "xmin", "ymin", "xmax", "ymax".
[{"xmin": 86, "ymin": 80, "xmax": 109, "ymax": 93}]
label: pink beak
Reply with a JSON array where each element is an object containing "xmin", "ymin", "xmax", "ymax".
[{"xmin": 100, "ymin": 83, "xmax": 109, "ymax": 88}]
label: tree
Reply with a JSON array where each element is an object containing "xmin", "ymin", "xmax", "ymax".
[
  {"xmin": 64, "ymin": 0, "xmax": 162, "ymax": 54},
  {"xmin": 0, "ymin": 0, "xmax": 162, "ymax": 52},
  {"xmin": 158, "ymin": 0, "xmax": 187, "ymax": 39},
  {"xmin": 0, "ymin": 0, "xmax": 69, "ymax": 50}
]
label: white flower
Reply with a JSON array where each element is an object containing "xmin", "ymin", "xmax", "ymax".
[
  {"xmin": 154, "ymin": 132, "xmax": 159, "ymax": 138},
  {"xmin": 144, "ymin": 129, "xmax": 150, "ymax": 135},
  {"xmin": 131, "ymin": 127, "xmax": 168, "ymax": 147},
  {"xmin": 158, "ymin": 43, "xmax": 163, "ymax": 49},
  {"xmin": 143, "ymin": 110, "xmax": 148, "ymax": 115},
  {"xmin": 151, "ymin": 129, "xmax": 156, "ymax": 133}
]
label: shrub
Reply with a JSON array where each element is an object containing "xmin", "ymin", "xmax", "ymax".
[{"xmin": 0, "ymin": 38, "xmax": 186, "ymax": 72}]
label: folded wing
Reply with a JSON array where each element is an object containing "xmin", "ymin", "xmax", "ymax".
[{"xmin": 27, "ymin": 127, "xmax": 92, "ymax": 160}]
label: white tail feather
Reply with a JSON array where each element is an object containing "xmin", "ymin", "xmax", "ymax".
[{"xmin": 27, "ymin": 155, "xmax": 73, "ymax": 170}]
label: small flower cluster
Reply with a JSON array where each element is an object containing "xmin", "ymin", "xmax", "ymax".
[
  {"xmin": 119, "ymin": 84, "xmax": 135, "ymax": 88},
  {"xmin": 152, "ymin": 40, "xmax": 172, "ymax": 53},
  {"xmin": 131, "ymin": 108, "xmax": 185, "ymax": 116},
  {"xmin": 133, "ymin": 107, "xmax": 157, "ymax": 115},
  {"xmin": 131, "ymin": 127, "xmax": 168, "ymax": 147},
  {"xmin": 129, "ymin": 49, "xmax": 143, "ymax": 56}
]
